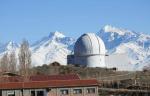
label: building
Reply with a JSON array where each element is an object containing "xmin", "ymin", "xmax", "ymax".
[
  {"xmin": 0, "ymin": 74, "xmax": 99, "ymax": 96},
  {"xmin": 68, "ymin": 33, "xmax": 106, "ymax": 67}
]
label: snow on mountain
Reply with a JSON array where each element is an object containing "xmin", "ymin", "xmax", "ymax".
[
  {"xmin": 0, "ymin": 41, "xmax": 19, "ymax": 56},
  {"xmin": 31, "ymin": 31, "xmax": 75, "ymax": 66},
  {"xmin": 0, "ymin": 41, "xmax": 20, "ymax": 67},
  {"xmin": 0, "ymin": 32, "xmax": 75, "ymax": 66},
  {"xmin": 98, "ymin": 25, "xmax": 150, "ymax": 70},
  {"xmin": 0, "ymin": 26, "xmax": 149, "ymax": 70},
  {"xmin": 6, "ymin": 41, "xmax": 19, "ymax": 51}
]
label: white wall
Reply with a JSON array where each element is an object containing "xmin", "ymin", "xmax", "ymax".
[{"xmin": 105, "ymin": 53, "xmax": 134, "ymax": 71}]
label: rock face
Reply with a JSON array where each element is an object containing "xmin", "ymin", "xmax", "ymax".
[{"xmin": 0, "ymin": 25, "xmax": 150, "ymax": 70}]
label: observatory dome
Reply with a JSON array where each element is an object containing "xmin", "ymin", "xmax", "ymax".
[
  {"xmin": 74, "ymin": 33, "xmax": 105, "ymax": 56},
  {"xmin": 74, "ymin": 33, "xmax": 106, "ymax": 67}
]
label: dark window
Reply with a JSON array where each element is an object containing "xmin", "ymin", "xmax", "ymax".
[
  {"xmin": 37, "ymin": 91, "xmax": 44, "ymax": 96},
  {"xmin": 7, "ymin": 91, "xmax": 15, "ymax": 96},
  {"xmin": 0, "ymin": 90, "xmax": 2, "ymax": 96},
  {"xmin": 87, "ymin": 88, "xmax": 95, "ymax": 94},
  {"xmin": 8, "ymin": 95, "xmax": 15, "ymax": 96},
  {"xmin": 46, "ymin": 88, "xmax": 51, "ymax": 92},
  {"xmin": 31, "ymin": 91, "xmax": 35, "ymax": 96},
  {"xmin": 73, "ymin": 89, "xmax": 82, "ymax": 94},
  {"xmin": 60, "ymin": 89, "xmax": 69, "ymax": 95}
]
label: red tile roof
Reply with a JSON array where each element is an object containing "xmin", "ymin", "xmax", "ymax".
[
  {"xmin": 0, "ymin": 79, "xmax": 98, "ymax": 89},
  {"xmin": 0, "ymin": 74, "xmax": 80, "ymax": 82}
]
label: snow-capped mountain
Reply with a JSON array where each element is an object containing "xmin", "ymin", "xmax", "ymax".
[
  {"xmin": 0, "ymin": 31, "xmax": 75, "ymax": 66},
  {"xmin": 98, "ymin": 25, "xmax": 150, "ymax": 70},
  {"xmin": 0, "ymin": 41, "xmax": 19, "ymax": 57},
  {"xmin": 31, "ymin": 31, "xmax": 75, "ymax": 66},
  {"xmin": 0, "ymin": 25, "xmax": 149, "ymax": 70}
]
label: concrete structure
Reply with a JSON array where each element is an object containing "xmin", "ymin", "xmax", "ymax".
[
  {"xmin": 68, "ymin": 33, "xmax": 106, "ymax": 67},
  {"xmin": 0, "ymin": 74, "xmax": 99, "ymax": 96},
  {"xmin": 105, "ymin": 53, "xmax": 133, "ymax": 71}
]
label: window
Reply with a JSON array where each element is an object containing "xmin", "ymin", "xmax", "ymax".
[
  {"xmin": 87, "ymin": 88, "xmax": 95, "ymax": 94},
  {"xmin": 31, "ymin": 91, "xmax": 35, "ymax": 96},
  {"xmin": 0, "ymin": 91, "xmax": 2, "ymax": 96},
  {"xmin": 7, "ymin": 94, "xmax": 15, "ymax": 96},
  {"xmin": 37, "ymin": 91, "xmax": 44, "ymax": 96},
  {"xmin": 46, "ymin": 88, "xmax": 51, "ymax": 92},
  {"xmin": 73, "ymin": 89, "xmax": 82, "ymax": 94},
  {"xmin": 8, "ymin": 95, "xmax": 15, "ymax": 96},
  {"xmin": 60, "ymin": 89, "xmax": 69, "ymax": 95},
  {"xmin": 7, "ymin": 91, "xmax": 15, "ymax": 96}
]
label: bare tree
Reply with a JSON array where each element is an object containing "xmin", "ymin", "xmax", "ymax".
[
  {"xmin": 18, "ymin": 39, "xmax": 31, "ymax": 80},
  {"xmin": 8, "ymin": 52, "xmax": 17, "ymax": 73},
  {"xmin": 0, "ymin": 53, "xmax": 9, "ymax": 72}
]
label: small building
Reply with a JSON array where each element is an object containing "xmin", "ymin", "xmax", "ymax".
[{"xmin": 0, "ymin": 74, "xmax": 99, "ymax": 96}]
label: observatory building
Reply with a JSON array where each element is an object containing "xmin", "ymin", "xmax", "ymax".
[{"xmin": 67, "ymin": 33, "xmax": 106, "ymax": 67}]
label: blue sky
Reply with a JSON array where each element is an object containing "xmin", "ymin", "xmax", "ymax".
[{"xmin": 0, "ymin": 0, "xmax": 150, "ymax": 43}]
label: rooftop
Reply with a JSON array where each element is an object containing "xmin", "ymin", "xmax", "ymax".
[
  {"xmin": 0, "ymin": 74, "xmax": 80, "ymax": 82},
  {"xmin": 0, "ymin": 79, "xmax": 98, "ymax": 89},
  {"xmin": 0, "ymin": 74, "xmax": 98, "ymax": 89}
]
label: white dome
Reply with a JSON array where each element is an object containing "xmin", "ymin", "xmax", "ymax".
[
  {"xmin": 74, "ymin": 33, "xmax": 105, "ymax": 56},
  {"xmin": 74, "ymin": 33, "xmax": 106, "ymax": 67}
]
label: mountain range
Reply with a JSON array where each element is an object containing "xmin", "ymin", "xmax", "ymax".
[{"xmin": 0, "ymin": 25, "xmax": 150, "ymax": 70}]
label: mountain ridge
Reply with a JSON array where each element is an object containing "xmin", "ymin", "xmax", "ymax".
[
  {"xmin": 0, "ymin": 25, "xmax": 150, "ymax": 70},
  {"xmin": 98, "ymin": 25, "xmax": 150, "ymax": 70}
]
